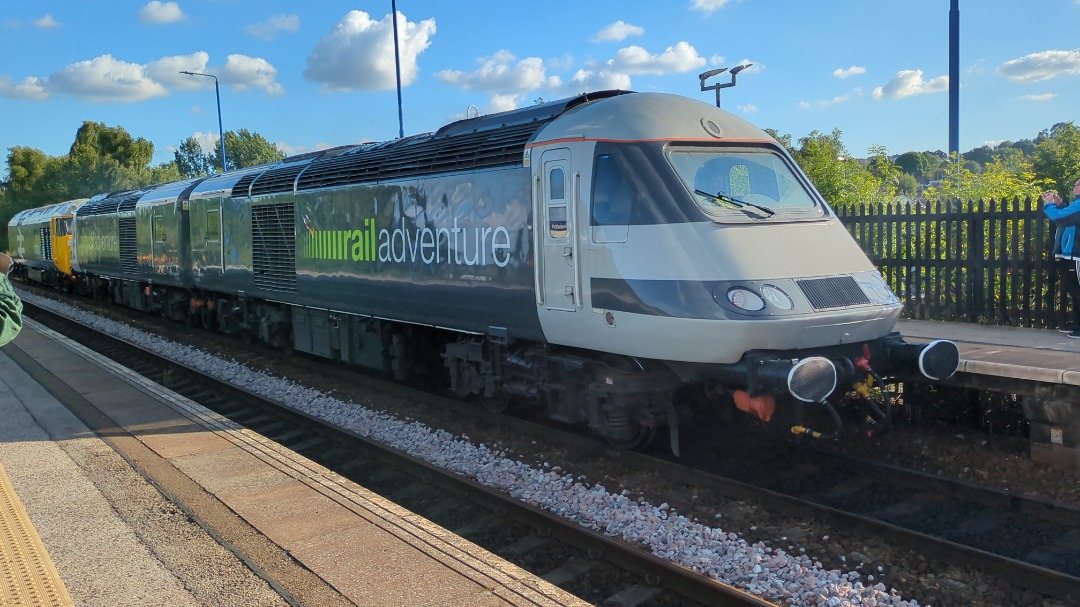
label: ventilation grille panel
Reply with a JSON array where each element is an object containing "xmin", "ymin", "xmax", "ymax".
[
  {"xmin": 251, "ymin": 202, "xmax": 297, "ymax": 293},
  {"xmin": 796, "ymin": 276, "xmax": 870, "ymax": 310},
  {"xmin": 39, "ymin": 227, "xmax": 52, "ymax": 260},
  {"xmin": 119, "ymin": 217, "xmax": 138, "ymax": 274}
]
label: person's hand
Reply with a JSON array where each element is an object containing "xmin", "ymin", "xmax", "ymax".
[
  {"xmin": 0, "ymin": 253, "xmax": 11, "ymax": 275},
  {"xmin": 1042, "ymin": 191, "xmax": 1062, "ymax": 206}
]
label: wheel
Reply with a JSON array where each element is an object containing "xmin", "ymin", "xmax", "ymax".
[{"xmin": 601, "ymin": 419, "xmax": 656, "ymax": 450}]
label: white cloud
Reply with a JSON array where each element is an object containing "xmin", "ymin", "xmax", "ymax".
[
  {"xmin": 139, "ymin": 1, "xmax": 185, "ymax": 24},
  {"xmin": 690, "ymin": 0, "xmax": 732, "ymax": 14},
  {"xmin": 607, "ymin": 41, "xmax": 706, "ymax": 75},
  {"xmin": 146, "ymin": 52, "xmax": 210, "ymax": 89},
  {"xmin": 246, "ymin": 14, "xmax": 300, "ymax": 41},
  {"xmin": 304, "ymin": 10, "xmax": 436, "ymax": 92},
  {"xmin": 1, "ymin": 51, "xmax": 283, "ymax": 102},
  {"xmin": 709, "ymin": 54, "xmax": 726, "ymax": 67},
  {"xmin": 220, "ymin": 54, "xmax": 284, "ymax": 95},
  {"xmin": 591, "ymin": 20, "xmax": 644, "ymax": 43},
  {"xmin": 833, "ymin": 65, "xmax": 865, "ymax": 79},
  {"xmin": 436, "ymin": 50, "xmax": 562, "ymax": 94},
  {"xmin": 797, "ymin": 95, "xmax": 850, "ymax": 109},
  {"xmin": 568, "ymin": 68, "xmax": 631, "ymax": 93},
  {"xmin": 871, "ymin": 69, "xmax": 948, "ymax": 99},
  {"xmin": 48, "ymin": 55, "xmax": 168, "ymax": 103},
  {"xmin": 33, "ymin": 14, "xmax": 61, "ymax": 28},
  {"xmin": 0, "ymin": 76, "xmax": 50, "ymax": 100},
  {"xmin": 1020, "ymin": 92, "xmax": 1057, "ymax": 101},
  {"xmin": 738, "ymin": 104, "xmax": 757, "ymax": 113},
  {"xmin": 997, "ymin": 49, "xmax": 1080, "ymax": 82}
]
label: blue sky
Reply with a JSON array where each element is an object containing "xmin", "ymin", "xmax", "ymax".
[{"xmin": 1, "ymin": 1, "xmax": 1078, "ymax": 172}]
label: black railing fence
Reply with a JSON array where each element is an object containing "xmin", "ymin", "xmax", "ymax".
[{"xmin": 835, "ymin": 197, "xmax": 1072, "ymax": 329}]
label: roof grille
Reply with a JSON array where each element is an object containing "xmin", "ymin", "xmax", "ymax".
[
  {"xmin": 295, "ymin": 121, "xmax": 544, "ymax": 192},
  {"xmin": 78, "ymin": 190, "xmax": 146, "ymax": 217},
  {"xmin": 251, "ymin": 202, "xmax": 297, "ymax": 293},
  {"xmin": 118, "ymin": 217, "xmax": 138, "ymax": 274},
  {"xmin": 796, "ymin": 276, "xmax": 870, "ymax": 310},
  {"xmin": 248, "ymin": 164, "xmax": 309, "ymax": 197},
  {"xmin": 231, "ymin": 173, "xmax": 261, "ymax": 198}
]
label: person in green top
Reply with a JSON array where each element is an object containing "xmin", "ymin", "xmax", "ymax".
[{"xmin": 0, "ymin": 252, "xmax": 23, "ymax": 346}]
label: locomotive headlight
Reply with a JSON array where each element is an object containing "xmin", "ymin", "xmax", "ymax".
[
  {"xmin": 760, "ymin": 285, "xmax": 794, "ymax": 310},
  {"xmin": 858, "ymin": 272, "xmax": 900, "ymax": 305},
  {"xmin": 727, "ymin": 287, "xmax": 766, "ymax": 311}
]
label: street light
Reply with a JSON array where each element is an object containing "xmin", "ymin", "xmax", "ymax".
[
  {"xmin": 179, "ymin": 70, "xmax": 228, "ymax": 172},
  {"xmin": 698, "ymin": 64, "xmax": 752, "ymax": 108}
]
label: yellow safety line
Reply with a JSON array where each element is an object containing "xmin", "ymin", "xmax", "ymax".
[{"xmin": 0, "ymin": 463, "xmax": 74, "ymax": 607}]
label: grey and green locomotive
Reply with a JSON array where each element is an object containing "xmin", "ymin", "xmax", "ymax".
[{"xmin": 10, "ymin": 90, "xmax": 958, "ymax": 453}]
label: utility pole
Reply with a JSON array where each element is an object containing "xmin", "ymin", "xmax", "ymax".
[
  {"xmin": 949, "ymin": 0, "xmax": 960, "ymax": 161},
  {"xmin": 391, "ymin": 0, "xmax": 405, "ymax": 139},
  {"xmin": 179, "ymin": 70, "xmax": 228, "ymax": 172}
]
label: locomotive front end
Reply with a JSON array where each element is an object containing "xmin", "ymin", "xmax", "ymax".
[{"xmin": 531, "ymin": 92, "xmax": 958, "ymax": 447}]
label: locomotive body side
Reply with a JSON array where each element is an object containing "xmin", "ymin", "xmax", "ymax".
[
  {"xmin": 134, "ymin": 178, "xmax": 203, "ymax": 289},
  {"xmin": 288, "ymin": 170, "xmax": 541, "ymax": 340}
]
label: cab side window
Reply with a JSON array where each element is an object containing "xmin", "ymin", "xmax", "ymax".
[{"xmin": 592, "ymin": 154, "xmax": 633, "ymax": 225}]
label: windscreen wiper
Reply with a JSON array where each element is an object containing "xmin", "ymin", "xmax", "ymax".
[{"xmin": 694, "ymin": 189, "xmax": 775, "ymax": 218}]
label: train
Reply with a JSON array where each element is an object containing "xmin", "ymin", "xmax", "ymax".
[{"xmin": 7, "ymin": 90, "xmax": 958, "ymax": 454}]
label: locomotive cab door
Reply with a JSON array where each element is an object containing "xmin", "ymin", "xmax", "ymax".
[{"xmin": 539, "ymin": 149, "xmax": 579, "ymax": 312}]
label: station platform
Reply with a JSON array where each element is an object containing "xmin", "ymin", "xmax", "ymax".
[
  {"xmin": 0, "ymin": 320, "xmax": 590, "ymax": 607},
  {"xmin": 898, "ymin": 319, "xmax": 1080, "ymax": 385},
  {"xmin": 899, "ymin": 319, "xmax": 1080, "ymax": 472}
]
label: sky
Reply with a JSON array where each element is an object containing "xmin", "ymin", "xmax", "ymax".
[{"xmin": 1, "ymin": 0, "xmax": 1079, "ymax": 174}]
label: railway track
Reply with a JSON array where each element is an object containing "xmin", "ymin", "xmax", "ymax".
[{"xmin": 22, "ymin": 299, "xmax": 775, "ymax": 607}]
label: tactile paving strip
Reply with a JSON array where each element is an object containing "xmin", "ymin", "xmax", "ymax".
[{"xmin": 0, "ymin": 463, "xmax": 74, "ymax": 607}]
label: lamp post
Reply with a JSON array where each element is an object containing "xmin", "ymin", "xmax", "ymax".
[
  {"xmin": 698, "ymin": 64, "xmax": 753, "ymax": 108},
  {"xmin": 179, "ymin": 70, "xmax": 228, "ymax": 172}
]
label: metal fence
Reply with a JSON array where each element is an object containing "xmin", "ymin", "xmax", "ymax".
[{"xmin": 835, "ymin": 197, "xmax": 1072, "ymax": 329}]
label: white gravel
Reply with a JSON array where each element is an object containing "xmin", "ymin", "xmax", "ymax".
[{"xmin": 24, "ymin": 290, "xmax": 923, "ymax": 607}]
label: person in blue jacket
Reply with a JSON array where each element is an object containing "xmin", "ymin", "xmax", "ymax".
[{"xmin": 1042, "ymin": 177, "xmax": 1080, "ymax": 337}]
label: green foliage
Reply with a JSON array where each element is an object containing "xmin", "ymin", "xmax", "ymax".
[
  {"xmin": 208, "ymin": 129, "xmax": 285, "ymax": 172},
  {"xmin": 923, "ymin": 155, "xmax": 1050, "ymax": 205},
  {"xmin": 1032, "ymin": 122, "xmax": 1080, "ymax": 197},
  {"xmin": 69, "ymin": 121, "xmax": 154, "ymax": 169},
  {"xmin": 2, "ymin": 123, "xmax": 181, "ymax": 250},
  {"xmin": 788, "ymin": 129, "xmax": 895, "ymax": 207},
  {"xmin": 894, "ymin": 151, "xmax": 944, "ymax": 183},
  {"xmin": 175, "ymin": 136, "xmax": 214, "ymax": 178}
]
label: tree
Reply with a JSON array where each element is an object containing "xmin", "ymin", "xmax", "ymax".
[
  {"xmin": 1032, "ymin": 122, "xmax": 1080, "ymax": 197},
  {"xmin": 69, "ymin": 121, "xmax": 153, "ymax": 169},
  {"xmin": 865, "ymin": 144, "xmax": 900, "ymax": 197},
  {"xmin": 174, "ymin": 136, "xmax": 214, "ymax": 179},
  {"xmin": 790, "ymin": 129, "xmax": 891, "ymax": 208},
  {"xmin": 895, "ymin": 151, "xmax": 945, "ymax": 183},
  {"xmin": 923, "ymin": 156, "xmax": 1049, "ymax": 204},
  {"xmin": 208, "ymin": 129, "xmax": 284, "ymax": 172}
]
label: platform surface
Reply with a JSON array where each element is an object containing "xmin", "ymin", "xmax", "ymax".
[{"xmin": 0, "ymin": 320, "xmax": 590, "ymax": 607}]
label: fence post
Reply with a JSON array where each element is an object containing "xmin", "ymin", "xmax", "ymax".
[{"xmin": 968, "ymin": 199, "xmax": 984, "ymax": 323}]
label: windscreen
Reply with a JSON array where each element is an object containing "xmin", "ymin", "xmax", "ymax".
[{"xmin": 667, "ymin": 146, "xmax": 825, "ymax": 222}]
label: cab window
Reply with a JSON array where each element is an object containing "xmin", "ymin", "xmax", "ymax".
[{"xmin": 592, "ymin": 154, "xmax": 634, "ymax": 225}]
